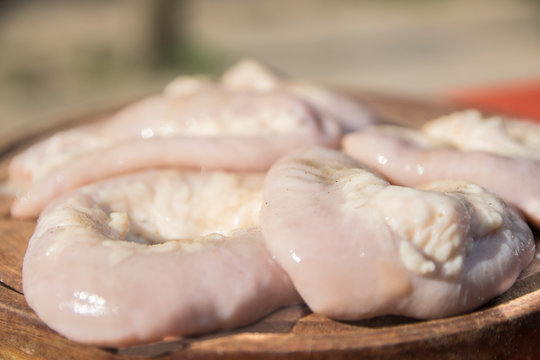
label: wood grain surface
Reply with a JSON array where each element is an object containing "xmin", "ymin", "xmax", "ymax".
[{"xmin": 0, "ymin": 93, "xmax": 539, "ymax": 359}]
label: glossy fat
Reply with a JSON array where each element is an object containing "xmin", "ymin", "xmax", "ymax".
[
  {"xmin": 260, "ymin": 147, "xmax": 534, "ymax": 320},
  {"xmin": 9, "ymin": 60, "xmax": 355, "ymax": 218},
  {"xmin": 342, "ymin": 125, "xmax": 540, "ymax": 227},
  {"xmin": 22, "ymin": 170, "xmax": 300, "ymax": 346}
]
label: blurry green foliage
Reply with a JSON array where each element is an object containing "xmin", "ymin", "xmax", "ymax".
[{"xmin": 160, "ymin": 41, "xmax": 227, "ymax": 76}]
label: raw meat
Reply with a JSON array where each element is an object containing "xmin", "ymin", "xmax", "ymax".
[
  {"xmin": 422, "ymin": 110, "xmax": 540, "ymax": 160},
  {"xmin": 222, "ymin": 59, "xmax": 374, "ymax": 133},
  {"xmin": 342, "ymin": 122, "xmax": 540, "ymax": 227},
  {"xmin": 10, "ymin": 59, "xmax": 374, "ymax": 218},
  {"xmin": 23, "ymin": 170, "xmax": 300, "ymax": 346},
  {"xmin": 260, "ymin": 147, "xmax": 534, "ymax": 320}
]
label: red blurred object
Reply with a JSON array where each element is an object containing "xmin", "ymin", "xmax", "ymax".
[{"xmin": 450, "ymin": 79, "xmax": 540, "ymax": 122}]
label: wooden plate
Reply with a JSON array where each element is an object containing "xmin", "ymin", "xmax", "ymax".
[{"xmin": 1, "ymin": 93, "xmax": 539, "ymax": 360}]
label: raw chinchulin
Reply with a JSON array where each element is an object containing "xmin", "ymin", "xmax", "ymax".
[
  {"xmin": 422, "ymin": 110, "xmax": 540, "ymax": 160},
  {"xmin": 16, "ymin": 59, "xmax": 537, "ymax": 350},
  {"xmin": 9, "ymin": 60, "xmax": 373, "ymax": 218},
  {"xmin": 342, "ymin": 110, "xmax": 540, "ymax": 227},
  {"xmin": 260, "ymin": 147, "xmax": 535, "ymax": 320},
  {"xmin": 22, "ymin": 170, "xmax": 300, "ymax": 346}
]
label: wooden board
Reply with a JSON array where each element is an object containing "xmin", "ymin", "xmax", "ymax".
[{"xmin": 1, "ymin": 93, "xmax": 539, "ymax": 359}]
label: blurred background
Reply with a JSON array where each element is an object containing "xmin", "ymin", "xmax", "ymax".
[{"xmin": 1, "ymin": 0, "xmax": 540, "ymax": 135}]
